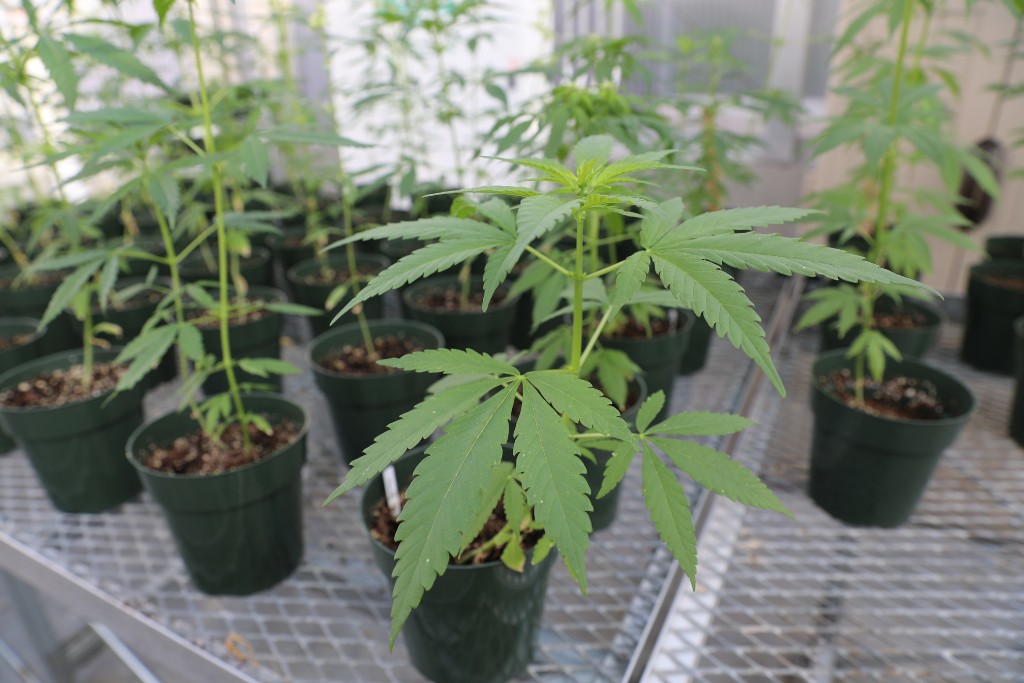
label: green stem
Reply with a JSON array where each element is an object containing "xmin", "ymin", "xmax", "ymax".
[
  {"xmin": 188, "ymin": 1, "xmax": 251, "ymax": 452},
  {"xmin": 587, "ymin": 211, "xmax": 599, "ymax": 272},
  {"xmin": 856, "ymin": 0, "xmax": 915, "ymax": 405},
  {"xmin": 457, "ymin": 260, "xmax": 472, "ymax": 309},
  {"xmin": 579, "ymin": 305, "xmax": 614, "ymax": 371},
  {"xmin": 525, "ymin": 245, "xmax": 572, "ymax": 277},
  {"xmin": 82, "ymin": 303, "xmax": 93, "ymax": 392},
  {"xmin": 584, "ymin": 259, "xmax": 626, "ymax": 281},
  {"xmin": 569, "ymin": 212, "xmax": 586, "ymax": 375}
]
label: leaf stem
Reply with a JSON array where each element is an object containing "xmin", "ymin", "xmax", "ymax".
[
  {"xmin": 579, "ymin": 305, "xmax": 614, "ymax": 370},
  {"xmin": 569, "ymin": 212, "xmax": 586, "ymax": 375},
  {"xmin": 525, "ymin": 245, "xmax": 572, "ymax": 277},
  {"xmin": 188, "ymin": 0, "xmax": 251, "ymax": 453}
]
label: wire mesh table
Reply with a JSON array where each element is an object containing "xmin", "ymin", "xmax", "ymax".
[
  {"xmin": 642, "ymin": 313, "xmax": 1024, "ymax": 682},
  {"xmin": 0, "ymin": 274, "xmax": 786, "ymax": 683}
]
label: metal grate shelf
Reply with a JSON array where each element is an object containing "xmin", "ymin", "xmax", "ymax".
[
  {"xmin": 643, "ymin": 314, "xmax": 1024, "ymax": 683},
  {"xmin": 0, "ymin": 274, "xmax": 787, "ymax": 683}
]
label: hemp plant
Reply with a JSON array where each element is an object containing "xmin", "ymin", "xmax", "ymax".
[
  {"xmin": 797, "ymin": 0, "xmax": 998, "ymax": 402},
  {"xmin": 324, "ymin": 136, "xmax": 925, "ymax": 645}
]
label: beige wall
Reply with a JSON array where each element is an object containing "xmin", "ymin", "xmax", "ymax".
[{"xmin": 805, "ymin": 0, "xmax": 1024, "ymax": 294}]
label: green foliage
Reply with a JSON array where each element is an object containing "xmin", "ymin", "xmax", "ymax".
[{"xmin": 324, "ymin": 140, "xmax": 931, "ymax": 643}]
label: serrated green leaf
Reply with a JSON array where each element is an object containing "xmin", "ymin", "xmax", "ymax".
[
  {"xmin": 153, "ymin": 0, "xmax": 175, "ymax": 25},
  {"xmin": 652, "ymin": 437, "xmax": 790, "ymax": 517},
  {"xmin": 573, "ymin": 135, "xmax": 614, "ymax": 166},
  {"xmin": 379, "ymin": 348, "xmax": 519, "ymax": 376},
  {"xmin": 327, "ymin": 216, "xmax": 496, "ymax": 250},
  {"xmin": 41, "ymin": 258, "xmax": 102, "ymax": 328},
  {"xmin": 507, "ymin": 195, "xmax": 581, "ymax": 278},
  {"xmin": 237, "ymin": 357, "xmax": 300, "ymax": 377},
  {"xmin": 177, "ymin": 323, "xmax": 203, "ymax": 362},
  {"xmin": 597, "ymin": 442, "xmax": 638, "ymax": 498},
  {"xmin": 390, "ymin": 385, "xmax": 517, "ymax": 645},
  {"xmin": 115, "ymin": 324, "xmax": 177, "ymax": 391},
  {"xmin": 240, "ymin": 137, "xmax": 269, "ymax": 188},
  {"xmin": 503, "ymin": 477, "xmax": 528, "ymax": 531},
  {"xmin": 260, "ymin": 127, "xmax": 369, "ymax": 148},
  {"xmin": 650, "ymin": 410, "xmax": 755, "ymax": 436},
  {"xmin": 642, "ymin": 443, "xmax": 697, "ymax": 589},
  {"xmin": 337, "ymin": 238, "xmax": 499, "ymax": 318},
  {"xmin": 97, "ymin": 255, "xmax": 120, "ymax": 311},
  {"xmin": 674, "ymin": 232, "xmax": 935, "ymax": 289},
  {"xmin": 651, "ymin": 253, "xmax": 784, "ymax": 397},
  {"xmin": 657, "ymin": 207, "xmax": 818, "ymax": 244},
  {"xmin": 608, "ymin": 252, "xmax": 651, "ymax": 316},
  {"xmin": 514, "ymin": 383, "xmax": 591, "ymax": 589},
  {"xmin": 65, "ymin": 33, "xmax": 168, "ymax": 91},
  {"xmin": 249, "ymin": 414, "xmax": 273, "ymax": 435},
  {"xmin": 635, "ymin": 391, "xmax": 665, "ymax": 433},
  {"xmin": 526, "ymin": 370, "xmax": 633, "ymax": 442},
  {"xmin": 37, "ymin": 34, "xmax": 77, "ymax": 110},
  {"xmin": 463, "ymin": 461, "xmax": 515, "ymax": 552},
  {"xmin": 147, "ymin": 174, "xmax": 179, "ymax": 225},
  {"xmin": 261, "ymin": 301, "xmax": 321, "ymax": 316},
  {"xmin": 326, "ymin": 377, "xmax": 503, "ymax": 503}
]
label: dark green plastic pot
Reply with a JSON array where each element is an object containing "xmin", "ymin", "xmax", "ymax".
[
  {"xmin": 310, "ymin": 320, "xmax": 443, "ymax": 465},
  {"xmin": 403, "ymin": 276, "xmax": 520, "ymax": 354},
  {"xmin": 584, "ymin": 375, "xmax": 647, "ymax": 532},
  {"xmin": 127, "ymin": 393, "xmax": 308, "ymax": 595},
  {"xmin": 361, "ymin": 447, "xmax": 555, "ymax": 683},
  {"xmin": 0, "ymin": 264, "xmax": 75, "ymax": 356},
  {"xmin": 198, "ymin": 286, "xmax": 285, "ymax": 396},
  {"xmin": 0, "ymin": 318, "xmax": 46, "ymax": 454},
  {"xmin": 986, "ymin": 235, "xmax": 1024, "ymax": 261},
  {"xmin": 180, "ymin": 246, "xmax": 273, "ymax": 288},
  {"xmin": 286, "ymin": 254, "xmax": 389, "ymax": 337},
  {"xmin": 809, "ymin": 350, "xmax": 976, "ymax": 527},
  {"xmin": 961, "ymin": 260, "xmax": 1024, "ymax": 374},
  {"xmin": 0, "ymin": 349, "xmax": 145, "ymax": 512},
  {"xmin": 267, "ymin": 228, "xmax": 316, "ymax": 275},
  {"xmin": 67, "ymin": 280, "xmax": 176, "ymax": 385},
  {"xmin": 602, "ymin": 310, "xmax": 693, "ymax": 422},
  {"xmin": 679, "ymin": 317, "xmax": 713, "ymax": 374},
  {"xmin": 1010, "ymin": 318, "xmax": 1024, "ymax": 446},
  {"xmin": 820, "ymin": 298, "xmax": 943, "ymax": 358}
]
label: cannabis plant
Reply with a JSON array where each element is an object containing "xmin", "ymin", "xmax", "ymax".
[
  {"xmin": 797, "ymin": 0, "xmax": 998, "ymax": 400},
  {"xmin": 325, "ymin": 136, "xmax": 925, "ymax": 644}
]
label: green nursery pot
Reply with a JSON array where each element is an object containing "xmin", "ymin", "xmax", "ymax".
[
  {"xmin": 1010, "ymin": 318, "xmax": 1024, "ymax": 446},
  {"xmin": 127, "ymin": 393, "xmax": 308, "ymax": 595},
  {"xmin": 309, "ymin": 320, "xmax": 443, "ymax": 466},
  {"xmin": 198, "ymin": 286, "xmax": 285, "ymax": 396},
  {"xmin": 809, "ymin": 350, "xmax": 975, "ymax": 528},
  {"xmin": 602, "ymin": 310, "xmax": 694, "ymax": 421},
  {"xmin": 402, "ymin": 276, "xmax": 520, "ymax": 354},
  {"xmin": 361, "ymin": 447, "xmax": 555, "ymax": 683},
  {"xmin": 267, "ymin": 228, "xmax": 316, "ymax": 276},
  {"xmin": 961, "ymin": 261, "xmax": 1024, "ymax": 374},
  {"xmin": 0, "ymin": 349, "xmax": 145, "ymax": 512},
  {"xmin": 985, "ymin": 235, "xmax": 1024, "ymax": 261},
  {"xmin": 286, "ymin": 254, "xmax": 389, "ymax": 337},
  {"xmin": 0, "ymin": 264, "xmax": 75, "ymax": 356},
  {"xmin": 0, "ymin": 318, "xmax": 46, "ymax": 454},
  {"xmin": 820, "ymin": 298, "xmax": 943, "ymax": 358},
  {"xmin": 180, "ymin": 246, "xmax": 273, "ymax": 288},
  {"xmin": 678, "ymin": 317, "xmax": 713, "ymax": 374}
]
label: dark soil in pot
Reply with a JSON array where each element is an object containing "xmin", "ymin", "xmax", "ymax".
[
  {"xmin": 179, "ymin": 246, "xmax": 273, "ymax": 288},
  {"xmin": 820, "ymin": 297, "xmax": 943, "ymax": 358},
  {"xmin": 601, "ymin": 309, "xmax": 693, "ymax": 422},
  {"xmin": 127, "ymin": 393, "xmax": 308, "ymax": 595},
  {"xmin": 310, "ymin": 320, "xmax": 444, "ymax": 466},
  {"xmin": 0, "ymin": 349, "xmax": 145, "ymax": 512},
  {"xmin": 0, "ymin": 264, "xmax": 76, "ymax": 356},
  {"xmin": 402, "ymin": 276, "xmax": 519, "ymax": 354},
  {"xmin": 1010, "ymin": 317, "xmax": 1024, "ymax": 446},
  {"xmin": 0, "ymin": 318, "xmax": 46, "ymax": 454},
  {"xmin": 190, "ymin": 286, "xmax": 285, "ymax": 395},
  {"xmin": 361, "ymin": 446, "xmax": 555, "ymax": 683},
  {"xmin": 809, "ymin": 350, "xmax": 975, "ymax": 528},
  {"xmin": 286, "ymin": 254, "xmax": 389, "ymax": 337},
  {"xmin": 961, "ymin": 260, "xmax": 1024, "ymax": 374}
]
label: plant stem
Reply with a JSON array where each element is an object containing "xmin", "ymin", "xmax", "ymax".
[
  {"xmin": 855, "ymin": 0, "xmax": 915, "ymax": 406},
  {"xmin": 579, "ymin": 305, "xmax": 614, "ymax": 370},
  {"xmin": 188, "ymin": 0, "xmax": 251, "ymax": 452},
  {"xmin": 458, "ymin": 260, "xmax": 472, "ymax": 309},
  {"xmin": 569, "ymin": 212, "xmax": 586, "ymax": 375},
  {"xmin": 525, "ymin": 245, "xmax": 572, "ymax": 277},
  {"xmin": 587, "ymin": 211, "xmax": 600, "ymax": 272},
  {"xmin": 82, "ymin": 303, "xmax": 93, "ymax": 392}
]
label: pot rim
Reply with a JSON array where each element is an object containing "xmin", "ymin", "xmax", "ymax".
[
  {"xmin": 401, "ymin": 275, "xmax": 520, "ymax": 313},
  {"xmin": 126, "ymin": 391, "xmax": 310, "ymax": 481},
  {"xmin": 285, "ymin": 252, "xmax": 391, "ymax": 285},
  {"xmin": 0, "ymin": 317, "xmax": 46, "ymax": 348},
  {"xmin": 308, "ymin": 319, "xmax": 445, "ymax": 381},
  {"xmin": 0, "ymin": 347, "xmax": 128, "ymax": 414},
  {"xmin": 180, "ymin": 244, "xmax": 272, "ymax": 271},
  {"xmin": 811, "ymin": 349, "xmax": 977, "ymax": 426}
]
